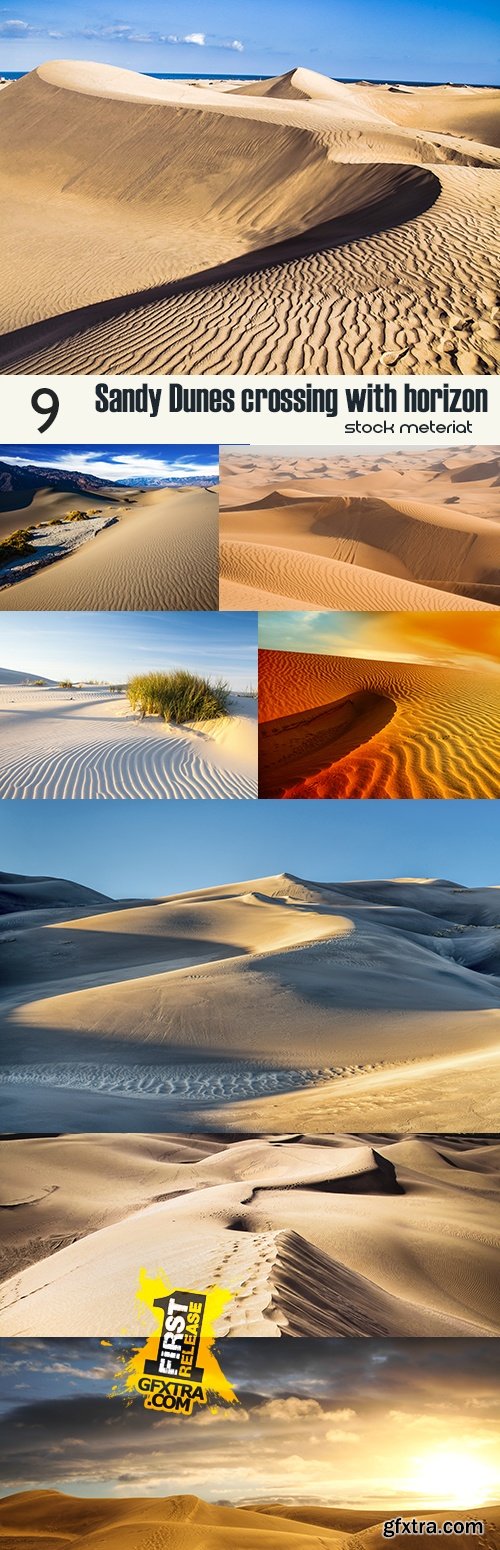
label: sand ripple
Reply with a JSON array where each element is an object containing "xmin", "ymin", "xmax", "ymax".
[
  {"xmin": 0, "ymin": 690, "xmax": 257, "ymax": 800},
  {"xmin": 259, "ymin": 650, "xmax": 500, "ymax": 798},
  {"xmin": 0, "ymin": 1060, "xmax": 338, "ymax": 1101}
]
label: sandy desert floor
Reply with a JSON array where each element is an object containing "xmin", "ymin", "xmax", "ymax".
[
  {"xmin": 0, "ymin": 687, "xmax": 257, "ymax": 799},
  {"xmin": 258, "ymin": 649, "xmax": 500, "ymax": 798},
  {"xmin": 0, "ymin": 64, "xmax": 498, "ymax": 374},
  {"xmin": 1, "ymin": 870, "xmax": 499, "ymax": 1132},
  {"xmin": 220, "ymin": 448, "xmax": 500, "ymax": 611},
  {"xmin": 0, "ymin": 485, "xmax": 218, "ymax": 610},
  {"xmin": 0, "ymin": 1495, "xmax": 498, "ymax": 1550},
  {"xmin": 1, "ymin": 1132, "xmax": 499, "ymax": 1337}
]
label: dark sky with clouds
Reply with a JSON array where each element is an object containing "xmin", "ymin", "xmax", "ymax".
[{"xmin": 0, "ymin": 1340, "xmax": 499, "ymax": 1507}]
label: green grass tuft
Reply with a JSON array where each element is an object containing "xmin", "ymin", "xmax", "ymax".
[{"xmin": 128, "ymin": 670, "xmax": 231, "ymax": 724}]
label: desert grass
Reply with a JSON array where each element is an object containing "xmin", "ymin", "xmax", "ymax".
[
  {"xmin": 127, "ymin": 669, "xmax": 231, "ymax": 724},
  {"xmin": 0, "ymin": 528, "xmax": 35, "ymax": 565}
]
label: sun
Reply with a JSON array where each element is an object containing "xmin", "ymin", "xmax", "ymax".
[{"xmin": 407, "ymin": 1448, "xmax": 495, "ymax": 1509}]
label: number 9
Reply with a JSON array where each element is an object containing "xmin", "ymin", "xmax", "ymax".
[{"xmin": 31, "ymin": 388, "xmax": 59, "ymax": 433}]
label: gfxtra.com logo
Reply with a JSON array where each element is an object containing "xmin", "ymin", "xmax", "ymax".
[
  {"xmin": 140, "ymin": 1289, "xmax": 207, "ymax": 1413},
  {"xmin": 109, "ymin": 1270, "xmax": 238, "ymax": 1417}
]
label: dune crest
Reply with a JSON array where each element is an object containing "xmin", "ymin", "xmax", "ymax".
[
  {"xmin": 220, "ymin": 449, "xmax": 500, "ymax": 611},
  {"xmin": 0, "ymin": 1493, "xmax": 498, "ymax": 1550},
  {"xmin": 0, "ymin": 61, "xmax": 498, "ymax": 373},
  {"xmin": 258, "ymin": 648, "xmax": 500, "ymax": 799},
  {"xmin": 1, "ymin": 1133, "xmax": 499, "ymax": 1338},
  {"xmin": 1, "ymin": 869, "xmax": 499, "ymax": 1131}
]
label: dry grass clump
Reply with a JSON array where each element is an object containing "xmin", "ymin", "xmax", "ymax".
[
  {"xmin": 0, "ymin": 528, "xmax": 35, "ymax": 565},
  {"xmin": 128, "ymin": 670, "xmax": 230, "ymax": 724}
]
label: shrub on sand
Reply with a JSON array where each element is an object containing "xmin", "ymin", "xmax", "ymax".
[
  {"xmin": 0, "ymin": 529, "xmax": 35, "ymax": 565},
  {"xmin": 59, "ymin": 680, "xmax": 73, "ymax": 689},
  {"xmin": 128, "ymin": 670, "xmax": 230, "ymax": 724}
]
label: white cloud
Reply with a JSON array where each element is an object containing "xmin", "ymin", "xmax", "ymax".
[
  {"xmin": 2, "ymin": 451, "xmax": 218, "ymax": 483},
  {"xmin": 0, "ymin": 17, "xmax": 32, "ymax": 33},
  {"xmin": 185, "ymin": 32, "xmax": 206, "ymax": 45}
]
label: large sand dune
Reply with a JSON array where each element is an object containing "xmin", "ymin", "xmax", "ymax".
[
  {"xmin": 1, "ymin": 870, "xmax": 499, "ymax": 1132},
  {"xmin": 0, "ymin": 63, "xmax": 498, "ymax": 374},
  {"xmin": 1, "ymin": 1133, "xmax": 499, "ymax": 1337},
  {"xmin": 0, "ymin": 486, "xmax": 218, "ymax": 611},
  {"xmin": 0, "ymin": 687, "xmax": 257, "ymax": 799},
  {"xmin": 220, "ymin": 449, "xmax": 500, "ymax": 610},
  {"xmin": 258, "ymin": 649, "xmax": 500, "ymax": 798},
  {"xmin": 0, "ymin": 1494, "xmax": 498, "ymax": 1550}
]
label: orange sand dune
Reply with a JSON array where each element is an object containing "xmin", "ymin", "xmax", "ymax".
[
  {"xmin": 0, "ymin": 1494, "xmax": 498, "ymax": 1550},
  {"xmin": 258, "ymin": 649, "xmax": 500, "ymax": 798}
]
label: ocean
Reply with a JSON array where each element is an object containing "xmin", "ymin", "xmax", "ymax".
[{"xmin": 0, "ymin": 70, "xmax": 498, "ymax": 86}]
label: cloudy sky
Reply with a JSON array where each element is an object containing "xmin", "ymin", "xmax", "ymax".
[
  {"xmin": 0, "ymin": 1340, "xmax": 499, "ymax": 1508},
  {"xmin": 0, "ymin": 610, "xmax": 256, "ymax": 687},
  {"xmin": 0, "ymin": 445, "xmax": 218, "ymax": 485},
  {"xmin": 0, "ymin": 0, "xmax": 498, "ymax": 84},
  {"xmin": 258, "ymin": 613, "xmax": 500, "ymax": 673}
]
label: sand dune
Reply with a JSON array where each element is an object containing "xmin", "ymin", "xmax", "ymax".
[
  {"xmin": 1, "ymin": 1133, "xmax": 499, "ymax": 1337},
  {"xmin": 1, "ymin": 870, "xmax": 499, "ymax": 1132},
  {"xmin": 0, "ymin": 687, "xmax": 257, "ymax": 800},
  {"xmin": 0, "ymin": 62, "xmax": 498, "ymax": 374},
  {"xmin": 220, "ymin": 450, "xmax": 500, "ymax": 611},
  {"xmin": 0, "ymin": 1494, "xmax": 498, "ymax": 1550},
  {"xmin": 258, "ymin": 649, "xmax": 500, "ymax": 798},
  {"xmin": 0, "ymin": 487, "xmax": 218, "ymax": 611}
]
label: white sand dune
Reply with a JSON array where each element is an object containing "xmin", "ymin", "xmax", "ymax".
[
  {"xmin": 1, "ymin": 871, "xmax": 499, "ymax": 1132},
  {"xmin": 0, "ymin": 1493, "xmax": 499, "ymax": 1550},
  {"xmin": 0, "ymin": 62, "xmax": 498, "ymax": 374},
  {"xmin": 220, "ymin": 449, "xmax": 500, "ymax": 610},
  {"xmin": 1, "ymin": 1133, "xmax": 499, "ymax": 1337},
  {"xmin": 0, "ymin": 688, "xmax": 257, "ymax": 799},
  {"xmin": 0, "ymin": 487, "xmax": 218, "ymax": 610}
]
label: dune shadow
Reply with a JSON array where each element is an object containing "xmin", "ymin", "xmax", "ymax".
[
  {"xmin": 0, "ymin": 166, "xmax": 441, "ymax": 370},
  {"xmin": 259, "ymin": 689, "xmax": 397, "ymax": 798}
]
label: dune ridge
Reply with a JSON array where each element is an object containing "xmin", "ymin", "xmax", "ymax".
[
  {"xmin": 220, "ymin": 450, "xmax": 500, "ymax": 611},
  {"xmin": 0, "ymin": 1493, "xmax": 498, "ymax": 1550},
  {"xmin": 1, "ymin": 870, "xmax": 499, "ymax": 1131},
  {"xmin": 0, "ymin": 487, "xmax": 218, "ymax": 611},
  {"xmin": 258, "ymin": 650, "xmax": 500, "ymax": 798},
  {"xmin": 1, "ymin": 1133, "xmax": 499, "ymax": 1338},
  {"xmin": 0, "ymin": 62, "xmax": 498, "ymax": 373}
]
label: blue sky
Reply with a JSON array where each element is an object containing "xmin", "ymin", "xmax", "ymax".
[
  {"xmin": 0, "ymin": 445, "xmax": 218, "ymax": 484},
  {"xmin": 0, "ymin": 0, "xmax": 498, "ymax": 83},
  {"xmin": 0, "ymin": 612, "xmax": 256, "ymax": 686},
  {"xmin": 0, "ymin": 1339, "xmax": 498, "ymax": 1505},
  {"xmin": 0, "ymin": 801, "xmax": 497, "ymax": 896}
]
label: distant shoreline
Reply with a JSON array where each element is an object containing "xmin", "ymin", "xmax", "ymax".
[{"xmin": 1, "ymin": 70, "xmax": 499, "ymax": 87}]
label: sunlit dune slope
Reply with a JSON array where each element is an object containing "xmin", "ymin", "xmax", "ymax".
[
  {"xmin": 1, "ymin": 1134, "xmax": 499, "ymax": 1338},
  {"xmin": 0, "ymin": 60, "xmax": 441, "ymax": 337},
  {"xmin": 0, "ymin": 487, "xmax": 218, "ymax": 611},
  {"xmin": 0, "ymin": 63, "xmax": 498, "ymax": 374},
  {"xmin": 0, "ymin": 1495, "xmax": 499, "ymax": 1550},
  {"xmin": 1, "ymin": 871, "xmax": 499, "ymax": 1133}
]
